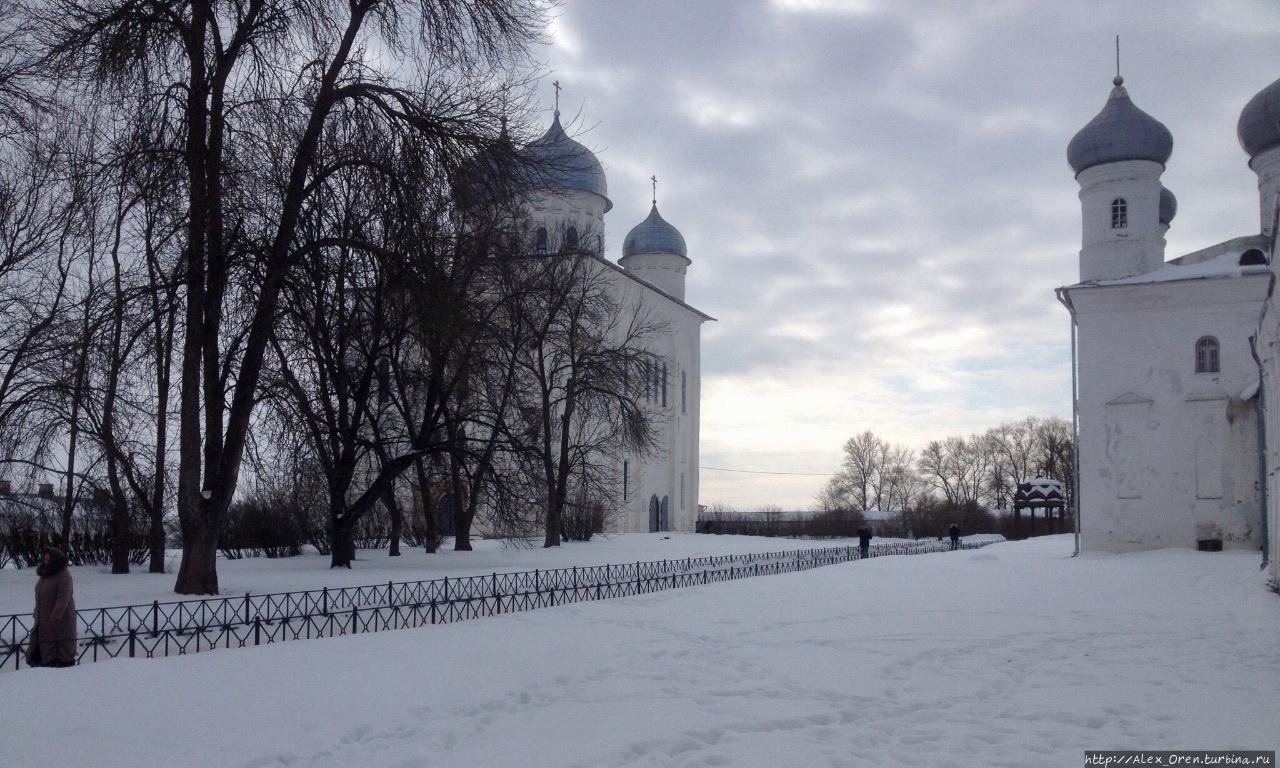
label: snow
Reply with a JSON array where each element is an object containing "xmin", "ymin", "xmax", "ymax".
[{"xmin": 2, "ymin": 534, "xmax": 1278, "ymax": 766}]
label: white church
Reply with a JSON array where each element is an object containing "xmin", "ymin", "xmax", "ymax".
[
  {"xmin": 1057, "ymin": 72, "xmax": 1280, "ymax": 581},
  {"xmin": 518, "ymin": 107, "xmax": 711, "ymax": 533}
]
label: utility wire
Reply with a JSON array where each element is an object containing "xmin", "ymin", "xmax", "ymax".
[{"xmin": 699, "ymin": 466, "xmax": 833, "ymax": 477}]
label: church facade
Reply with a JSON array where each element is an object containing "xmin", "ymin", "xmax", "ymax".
[
  {"xmin": 520, "ymin": 108, "xmax": 711, "ymax": 534},
  {"xmin": 1058, "ymin": 73, "xmax": 1280, "ymax": 581}
]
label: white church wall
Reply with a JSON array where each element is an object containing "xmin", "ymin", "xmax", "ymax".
[{"xmin": 1070, "ymin": 274, "xmax": 1268, "ymax": 553}]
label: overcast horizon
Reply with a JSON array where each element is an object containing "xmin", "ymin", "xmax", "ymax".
[{"xmin": 530, "ymin": 0, "xmax": 1280, "ymax": 510}]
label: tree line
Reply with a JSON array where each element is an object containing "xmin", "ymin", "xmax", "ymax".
[
  {"xmin": 815, "ymin": 416, "xmax": 1074, "ymax": 532},
  {"xmin": 0, "ymin": 0, "xmax": 667, "ymax": 593}
]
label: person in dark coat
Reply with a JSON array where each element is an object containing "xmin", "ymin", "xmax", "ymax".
[
  {"xmin": 857, "ymin": 526, "xmax": 872, "ymax": 559},
  {"xmin": 26, "ymin": 546, "xmax": 77, "ymax": 667},
  {"xmin": 948, "ymin": 523, "xmax": 960, "ymax": 551}
]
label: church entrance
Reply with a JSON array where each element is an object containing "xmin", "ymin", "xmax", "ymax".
[{"xmin": 649, "ymin": 495, "xmax": 660, "ymax": 533}]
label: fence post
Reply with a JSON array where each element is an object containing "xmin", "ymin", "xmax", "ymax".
[
  {"xmin": 535, "ymin": 569, "xmax": 540, "ymax": 596},
  {"xmin": 322, "ymin": 587, "xmax": 329, "ymax": 616},
  {"xmin": 351, "ymin": 604, "xmax": 358, "ymax": 635},
  {"xmin": 244, "ymin": 593, "xmax": 250, "ymax": 625},
  {"xmin": 128, "ymin": 628, "xmax": 136, "ymax": 658},
  {"xmin": 493, "ymin": 573, "xmax": 500, "ymax": 615},
  {"xmin": 152, "ymin": 601, "xmax": 159, "ymax": 636},
  {"xmin": 254, "ymin": 616, "xmax": 261, "ymax": 646}
]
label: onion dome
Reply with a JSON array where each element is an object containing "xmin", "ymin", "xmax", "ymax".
[
  {"xmin": 623, "ymin": 203, "xmax": 687, "ymax": 258},
  {"xmin": 456, "ymin": 118, "xmax": 519, "ymax": 209},
  {"xmin": 522, "ymin": 111, "xmax": 611, "ymax": 212},
  {"xmin": 1159, "ymin": 186, "xmax": 1177, "ymax": 225},
  {"xmin": 1237, "ymin": 76, "xmax": 1280, "ymax": 158},
  {"xmin": 1068, "ymin": 76, "xmax": 1173, "ymax": 175}
]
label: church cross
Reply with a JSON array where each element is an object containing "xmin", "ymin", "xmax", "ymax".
[
  {"xmin": 651, "ymin": 175, "xmax": 657, "ymax": 205},
  {"xmin": 553, "ymin": 80, "xmax": 561, "ymax": 113}
]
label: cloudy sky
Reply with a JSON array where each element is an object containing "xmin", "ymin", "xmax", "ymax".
[{"xmin": 529, "ymin": 0, "xmax": 1280, "ymax": 510}]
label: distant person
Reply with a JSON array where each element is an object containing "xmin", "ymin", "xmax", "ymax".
[
  {"xmin": 949, "ymin": 523, "xmax": 960, "ymax": 551},
  {"xmin": 857, "ymin": 526, "xmax": 872, "ymax": 559},
  {"xmin": 26, "ymin": 546, "xmax": 77, "ymax": 668}
]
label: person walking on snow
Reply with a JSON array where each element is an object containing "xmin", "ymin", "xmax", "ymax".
[
  {"xmin": 857, "ymin": 525, "xmax": 872, "ymax": 559},
  {"xmin": 948, "ymin": 523, "xmax": 961, "ymax": 551},
  {"xmin": 26, "ymin": 547, "xmax": 77, "ymax": 667}
]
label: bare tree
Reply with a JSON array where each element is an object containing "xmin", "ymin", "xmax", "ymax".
[
  {"xmin": 508, "ymin": 235, "xmax": 667, "ymax": 548},
  {"xmin": 917, "ymin": 434, "xmax": 989, "ymax": 511},
  {"xmin": 818, "ymin": 430, "xmax": 917, "ymax": 513},
  {"xmin": 37, "ymin": 0, "xmax": 547, "ymax": 592}
]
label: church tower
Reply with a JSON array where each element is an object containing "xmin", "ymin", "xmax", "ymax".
[
  {"xmin": 620, "ymin": 188, "xmax": 690, "ymax": 301},
  {"xmin": 1237, "ymin": 76, "xmax": 1280, "ymax": 237},
  {"xmin": 522, "ymin": 105, "xmax": 612, "ymax": 252},
  {"xmin": 1067, "ymin": 75, "xmax": 1174, "ymax": 282}
]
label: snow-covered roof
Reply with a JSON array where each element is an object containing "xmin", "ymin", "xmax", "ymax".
[{"xmin": 1090, "ymin": 237, "xmax": 1271, "ymax": 287}]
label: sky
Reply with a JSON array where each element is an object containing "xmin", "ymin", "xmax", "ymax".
[{"xmin": 521, "ymin": 1, "xmax": 1280, "ymax": 510}]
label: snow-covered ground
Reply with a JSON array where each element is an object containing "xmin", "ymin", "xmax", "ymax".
[{"xmin": 2, "ymin": 534, "xmax": 1278, "ymax": 767}]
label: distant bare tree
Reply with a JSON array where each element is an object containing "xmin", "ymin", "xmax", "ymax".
[{"xmin": 817, "ymin": 430, "xmax": 917, "ymax": 513}]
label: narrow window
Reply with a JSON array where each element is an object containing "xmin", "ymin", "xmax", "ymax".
[
  {"xmin": 1195, "ymin": 336, "xmax": 1220, "ymax": 374},
  {"xmin": 661, "ymin": 362, "xmax": 668, "ymax": 408},
  {"xmin": 1111, "ymin": 198, "xmax": 1128, "ymax": 229},
  {"xmin": 535, "ymin": 227, "xmax": 548, "ymax": 254},
  {"xmin": 566, "ymin": 226, "xmax": 579, "ymax": 250},
  {"xmin": 680, "ymin": 472, "xmax": 685, "ymax": 510},
  {"xmin": 681, "ymin": 371, "xmax": 687, "ymax": 414},
  {"xmin": 642, "ymin": 359, "xmax": 651, "ymax": 402},
  {"xmin": 623, "ymin": 460, "xmax": 629, "ymax": 502}
]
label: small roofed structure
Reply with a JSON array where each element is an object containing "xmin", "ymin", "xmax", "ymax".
[{"xmin": 1013, "ymin": 478, "xmax": 1067, "ymax": 537}]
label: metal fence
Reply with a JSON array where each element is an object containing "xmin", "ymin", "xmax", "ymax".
[{"xmin": 1, "ymin": 538, "xmax": 992, "ymax": 672}]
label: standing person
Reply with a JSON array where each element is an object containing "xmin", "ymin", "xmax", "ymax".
[
  {"xmin": 857, "ymin": 525, "xmax": 872, "ymax": 559},
  {"xmin": 948, "ymin": 523, "xmax": 960, "ymax": 551},
  {"xmin": 25, "ymin": 547, "xmax": 77, "ymax": 668}
]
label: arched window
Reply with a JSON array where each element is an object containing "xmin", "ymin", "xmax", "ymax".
[
  {"xmin": 1195, "ymin": 336, "xmax": 1220, "ymax": 374},
  {"xmin": 1111, "ymin": 198, "xmax": 1128, "ymax": 229},
  {"xmin": 623, "ymin": 460, "xmax": 629, "ymax": 502},
  {"xmin": 681, "ymin": 371, "xmax": 687, "ymax": 414},
  {"xmin": 566, "ymin": 226, "xmax": 579, "ymax": 250},
  {"xmin": 535, "ymin": 227, "xmax": 548, "ymax": 254}
]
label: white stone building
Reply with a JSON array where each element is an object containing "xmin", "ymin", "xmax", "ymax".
[
  {"xmin": 1058, "ymin": 74, "xmax": 1280, "ymax": 579},
  {"xmin": 520, "ymin": 109, "xmax": 711, "ymax": 533}
]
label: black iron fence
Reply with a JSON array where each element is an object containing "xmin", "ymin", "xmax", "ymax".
[{"xmin": 1, "ymin": 538, "xmax": 993, "ymax": 672}]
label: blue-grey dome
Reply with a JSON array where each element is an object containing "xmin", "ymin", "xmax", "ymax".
[
  {"xmin": 522, "ymin": 111, "xmax": 611, "ymax": 212},
  {"xmin": 1238, "ymin": 76, "xmax": 1280, "ymax": 158},
  {"xmin": 623, "ymin": 203, "xmax": 687, "ymax": 259},
  {"xmin": 1159, "ymin": 186, "xmax": 1177, "ymax": 225},
  {"xmin": 1068, "ymin": 78, "xmax": 1173, "ymax": 175}
]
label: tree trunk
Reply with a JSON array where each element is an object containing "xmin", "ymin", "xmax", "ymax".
[
  {"xmin": 110, "ymin": 499, "xmax": 131, "ymax": 574},
  {"xmin": 173, "ymin": 495, "xmax": 221, "ymax": 593},
  {"xmin": 383, "ymin": 484, "xmax": 401, "ymax": 557},
  {"xmin": 448, "ymin": 430, "xmax": 472, "ymax": 551},
  {"xmin": 414, "ymin": 458, "xmax": 437, "ymax": 554},
  {"xmin": 331, "ymin": 519, "xmax": 356, "ymax": 568}
]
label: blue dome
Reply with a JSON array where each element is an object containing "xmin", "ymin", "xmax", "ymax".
[
  {"xmin": 623, "ymin": 204, "xmax": 687, "ymax": 258},
  {"xmin": 522, "ymin": 112, "xmax": 611, "ymax": 212},
  {"xmin": 1159, "ymin": 186, "xmax": 1177, "ymax": 225},
  {"xmin": 1237, "ymin": 76, "xmax": 1280, "ymax": 158},
  {"xmin": 1068, "ymin": 78, "xmax": 1173, "ymax": 175}
]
